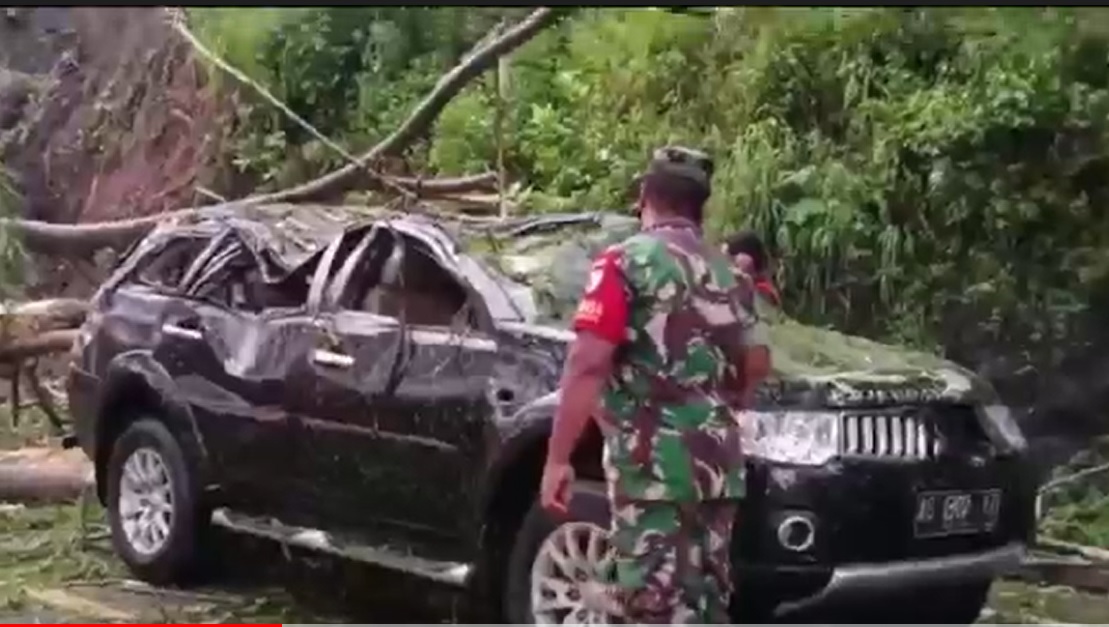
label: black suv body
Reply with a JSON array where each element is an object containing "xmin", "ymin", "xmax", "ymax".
[{"xmin": 67, "ymin": 207, "xmax": 1035, "ymax": 622}]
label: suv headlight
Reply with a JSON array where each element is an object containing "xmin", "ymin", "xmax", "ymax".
[
  {"xmin": 742, "ymin": 410, "xmax": 841, "ymax": 466},
  {"xmin": 982, "ymin": 404, "xmax": 1026, "ymax": 451}
]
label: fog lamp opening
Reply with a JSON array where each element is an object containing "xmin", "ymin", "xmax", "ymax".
[{"xmin": 777, "ymin": 514, "xmax": 816, "ymax": 553}]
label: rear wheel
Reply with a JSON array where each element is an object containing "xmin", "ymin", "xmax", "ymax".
[{"xmin": 105, "ymin": 417, "xmax": 210, "ymax": 585}]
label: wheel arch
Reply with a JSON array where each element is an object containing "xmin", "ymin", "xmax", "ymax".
[
  {"xmin": 475, "ymin": 397, "xmax": 607, "ymax": 612},
  {"xmin": 94, "ymin": 351, "xmax": 210, "ymax": 504}
]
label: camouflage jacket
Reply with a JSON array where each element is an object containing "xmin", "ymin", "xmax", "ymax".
[{"xmin": 576, "ymin": 219, "xmax": 767, "ymax": 502}]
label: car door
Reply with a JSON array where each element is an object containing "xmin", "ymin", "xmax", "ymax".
[
  {"xmin": 278, "ymin": 226, "xmax": 410, "ymax": 528},
  {"xmin": 164, "ymin": 231, "xmax": 301, "ymax": 514},
  {"xmin": 313, "ymin": 226, "xmax": 498, "ymax": 539}
]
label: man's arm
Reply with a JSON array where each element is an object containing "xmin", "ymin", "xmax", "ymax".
[
  {"xmin": 547, "ymin": 333, "xmax": 619, "ymax": 465},
  {"xmin": 547, "ymin": 247, "xmax": 629, "ymax": 464}
]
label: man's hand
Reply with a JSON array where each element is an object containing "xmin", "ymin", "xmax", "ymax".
[{"xmin": 540, "ymin": 461, "xmax": 575, "ymax": 516}]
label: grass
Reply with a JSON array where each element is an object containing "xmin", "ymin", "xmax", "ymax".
[
  {"xmin": 0, "ymin": 499, "xmax": 463, "ymax": 622},
  {"xmin": 0, "ymin": 402, "xmax": 462, "ymax": 622},
  {"xmin": 0, "ymin": 502, "xmax": 1104, "ymax": 623}
]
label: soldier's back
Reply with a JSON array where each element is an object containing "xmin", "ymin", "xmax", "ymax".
[{"xmin": 602, "ymin": 225, "xmax": 751, "ymax": 502}]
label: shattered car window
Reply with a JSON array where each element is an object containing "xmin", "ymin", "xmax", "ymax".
[
  {"xmin": 360, "ymin": 236, "xmax": 474, "ymax": 327},
  {"xmin": 133, "ymin": 236, "xmax": 210, "ymax": 291},
  {"xmin": 187, "ymin": 235, "xmax": 308, "ymax": 313}
]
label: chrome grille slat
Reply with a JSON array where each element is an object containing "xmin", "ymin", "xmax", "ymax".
[
  {"xmin": 861, "ymin": 415, "xmax": 874, "ymax": 455},
  {"xmin": 875, "ymin": 415, "xmax": 888, "ymax": 456},
  {"xmin": 891, "ymin": 415, "xmax": 904, "ymax": 457},
  {"xmin": 839, "ymin": 411, "xmax": 938, "ymax": 460}
]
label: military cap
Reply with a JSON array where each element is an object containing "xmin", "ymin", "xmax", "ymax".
[{"xmin": 635, "ymin": 145, "xmax": 715, "ymax": 194}]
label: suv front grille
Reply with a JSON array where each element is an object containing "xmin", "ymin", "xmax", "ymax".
[{"xmin": 840, "ymin": 411, "xmax": 940, "ymax": 459}]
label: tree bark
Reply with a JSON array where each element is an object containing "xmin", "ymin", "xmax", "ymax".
[{"xmin": 2, "ymin": 172, "xmax": 499, "ymax": 256}]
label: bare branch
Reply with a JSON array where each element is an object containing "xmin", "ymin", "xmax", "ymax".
[
  {"xmin": 0, "ymin": 329, "xmax": 80, "ymax": 361},
  {"xmin": 1, "ymin": 172, "xmax": 498, "ymax": 256},
  {"xmin": 244, "ymin": 7, "xmax": 558, "ymax": 205}
]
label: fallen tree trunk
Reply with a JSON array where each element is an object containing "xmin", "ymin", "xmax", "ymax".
[
  {"xmin": 0, "ymin": 329, "xmax": 80, "ymax": 361},
  {"xmin": 2, "ymin": 172, "xmax": 498, "ymax": 257},
  {"xmin": 4, "ymin": 10, "xmax": 558, "ymax": 257},
  {"xmin": 0, "ymin": 299, "xmax": 87, "ymax": 365},
  {"xmin": 0, "ymin": 447, "xmax": 94, "ymax": 504}
]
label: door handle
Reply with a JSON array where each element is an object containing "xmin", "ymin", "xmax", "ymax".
[
  {"xmin": 312, "ymin": 348, "xmax": 353, "ymax": 369},
  {"xmin": 162, "ymin": 321, "xmax": 202, "ymax": 341}
]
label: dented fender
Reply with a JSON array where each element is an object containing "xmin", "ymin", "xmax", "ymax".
[{"xmin": 98, "ymin": 350, "xmax": 210, "ymax": 467}]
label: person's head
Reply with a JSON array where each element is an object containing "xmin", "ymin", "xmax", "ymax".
[
  {"xmin": 723, "ymin": 230, "xmax": 771, "ymax": 278},
  {"xmin": 633, "ymin": 146, "xmax": 714, "ymax": 225}
]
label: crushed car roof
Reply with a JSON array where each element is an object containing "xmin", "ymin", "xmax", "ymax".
[
  {"xmin": 137, "ymin": 202, "xmax": 994, "ymax": 402},
  {"xmin": 153, "ymin": 202, "xmax": 625, "ymax": 275}
]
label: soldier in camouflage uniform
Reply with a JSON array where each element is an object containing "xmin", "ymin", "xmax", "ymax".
[{"xmin": 541, "ymin": 146, "xmax": 772, "ymax": 623}]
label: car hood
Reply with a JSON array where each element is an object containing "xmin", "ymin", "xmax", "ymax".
[
  {"xmin": 757, "ymin": 305, "xmax": 995, "ymax": 408},
  {"xmin": 501, "ymin": 314, "xmax": 995, "ymax": 411},
  {"xmin": 478, "ymin": 213, "xmax": 997, "ymax": 411}
]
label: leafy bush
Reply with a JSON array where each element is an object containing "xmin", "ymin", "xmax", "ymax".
[{"xmin": 191, "ymin": 7, "xmax": 1109, "ymax": 413}]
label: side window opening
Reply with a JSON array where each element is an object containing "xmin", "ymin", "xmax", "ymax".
[
  {"xmin": 187, "ymin": 237, "xmax": 311, "ymax": 313},
  {"xmin": 133, "ymin": 236, "xmax": 209, "ymax": 291},
  {"xmin": 342, "ymin": 235, "xmax": 475, "ymax": 328}
]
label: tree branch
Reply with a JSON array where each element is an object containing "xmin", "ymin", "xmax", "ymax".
[
  {"xmin": 242, "ymin": 7, "xmax": 558, "ymax": 205},
  {"xmin": 1, "ymin": 172, "xmax": 498, "ymax": 256}
]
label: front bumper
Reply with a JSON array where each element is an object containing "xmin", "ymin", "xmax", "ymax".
[{"xmin": 774, "ymin": 542, "xmax": 1025, "ymax": 616}]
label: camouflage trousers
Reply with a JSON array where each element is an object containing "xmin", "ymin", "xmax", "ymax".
[{"xmin": 609, "ymin": 495, "xmax": 739, "ymax": 624}]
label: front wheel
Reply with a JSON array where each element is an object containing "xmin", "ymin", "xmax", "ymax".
[
  {"xmin": 105, "ymin": 417, "xmax": 210, "ymax": 585},
  {"xmin": 504, "ymin": 499, "xmax": 621, "ymax": 625}
]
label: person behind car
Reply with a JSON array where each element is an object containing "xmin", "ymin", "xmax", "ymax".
[
  {"xmin": 540, "ymin": 146, "xmax": 772, "ymax": 623},
  {"xmin": 723, "ymin": 229, "xmax": 781, "ymax": 308}
]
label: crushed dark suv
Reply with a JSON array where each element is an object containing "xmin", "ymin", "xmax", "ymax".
[{"xmin": 67, "ymin": 206, "xmax": 1035, "ymax": 623}]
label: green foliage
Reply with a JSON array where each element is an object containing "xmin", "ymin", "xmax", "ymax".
[
  {"xmin": 188, "ymin": 7, "xmax": 521, "ymax": 188},
  {"xmin": 437, "ymin": 7, "xmax": 1109, "ymax": 380},
  {"xmin": 193, "ymin": 7, "xmax": 1109, "ymax": 381}
]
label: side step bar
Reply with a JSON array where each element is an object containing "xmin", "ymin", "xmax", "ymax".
[{"xmin": 210, "ymin": 508, "xmax": 472, "ymax": 587}]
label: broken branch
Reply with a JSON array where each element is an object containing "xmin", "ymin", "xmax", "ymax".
[
  {"xmin": 1, "ymin": 172, "xmax": 498, "ymax": 257},
  {"xmin": 1038, "ymin": 536, "xmax": 1109, "ymax": 564},
  {"xmin": 168, "ymin": 11, "xmax": 416, "ymax": 201},
  {"xmin": 0, "ymin": 329, "xmax": 80, "ymax": 361},
  {"xmin": 244, "ymin": 7, "xmax": 558, "ymax": 205}
]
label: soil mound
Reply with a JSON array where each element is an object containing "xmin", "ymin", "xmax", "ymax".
[{"xmin": 3, "ymin": 7, "xmax": 227, "ymax": 226}]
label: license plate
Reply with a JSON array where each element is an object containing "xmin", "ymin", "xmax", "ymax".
[{"xmin": 913, "ymin": 489, "xmax": 1001, "ymax": 538}]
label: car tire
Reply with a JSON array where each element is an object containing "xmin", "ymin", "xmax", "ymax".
[
  {"xmin": 504, "ymin": 497, "xmax": 619, "ymax": 625},
  {"xmin": 105, "ymin": 417, "xmax": 209, "ymax": 585}
]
